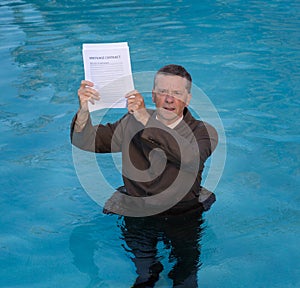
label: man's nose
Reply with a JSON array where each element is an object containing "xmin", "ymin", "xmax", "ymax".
[{"xmin": 165, "ymin": 94, "xmax": 174, "ymax": 103}]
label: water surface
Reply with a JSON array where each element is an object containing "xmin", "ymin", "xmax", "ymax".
[{"xmin": 0, "ymin": 0, "xmax": 299, "ymax": 287}]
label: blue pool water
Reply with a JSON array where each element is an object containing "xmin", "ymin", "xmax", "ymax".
[{"xmin": 1, "ymin": 0, "xmax": 300, "ymax": 287}]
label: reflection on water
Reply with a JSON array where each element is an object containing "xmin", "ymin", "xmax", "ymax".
[
  {"xmin": 1, "ymin": 0, "xmax": 300, "ymax": 287},
  {"xmin": 69, "ymin": 217, "xmax": 105, "ymax": 287},
  {"xmin": 70, "ymin": 212, "xmax": 204, "ymax": 287}
]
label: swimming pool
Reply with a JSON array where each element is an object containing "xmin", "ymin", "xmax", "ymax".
[{"xmin": 1, "ymin": 0, "xmax": 299, "ymax": 287}]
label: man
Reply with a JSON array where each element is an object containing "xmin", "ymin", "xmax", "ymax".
[{"xmin": 71, "ymin": 64, "xmax": 218, "ymax": 287}]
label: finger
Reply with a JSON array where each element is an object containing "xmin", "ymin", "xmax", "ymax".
[
  {"xmin": 85, "ymin": 87, "xmax": 100, "ymax": 97},
  {"xmin": 128, "ymin": 102, "xmax": 140, "ymax": 113},
  {"xmin": 80, "ymin": 80, "xmax": 94, "ymax": 88},
  {"xmin": 127, "ymin": 97, "xmax": 136, "ymax": 105},
  {"xmin": 127, "ymin": 102, "xmax": 135, "ymax": 113},
  {"xmin": 79, "ymin": 87, "xmax": 100, "ymax": 100},
  {"xmin": 86, "ymin": 93, "xmax": 100, "ymax": 101},
  {"xmin": 88, "ymin": 97, "xmax": 95, "ymax": 105},
  {"xmin": 125, "ymin": 89, "xmax": 138, "ymax": 98},
  {"xmin": 128, "ymin": 106, "xmax": 136, "ymax": 114},
  {"xmin": 80, "ymin": 95, "xmax": 100, "ymax": 106}
]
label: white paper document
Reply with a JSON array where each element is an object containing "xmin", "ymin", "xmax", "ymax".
[{"xmin": 82, "ymin": 42, "xmax": 134, "ymax": 112}]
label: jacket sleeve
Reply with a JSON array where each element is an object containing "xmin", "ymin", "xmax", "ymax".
[
  {"xmin": 70, "ymin": 112, "xmax": 124, "ymax": 153},
  {"xmin": 194, "ymin": 121, "xmax": 218, "ymax": 163}
]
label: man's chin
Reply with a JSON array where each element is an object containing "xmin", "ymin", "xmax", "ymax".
[{"xmin": 157, "ymin": 109, "xmax": 178, "ymax": 122}]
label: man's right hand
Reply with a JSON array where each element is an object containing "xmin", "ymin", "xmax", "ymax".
[
  {"xmin": 74, "ymin": 80, "xmax": 100, "ymax": 132},
  {"xmin": 78, "ymin": 80, "xmax": 100, "ymax": 112}
]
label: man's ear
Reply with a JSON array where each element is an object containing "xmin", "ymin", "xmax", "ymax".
[
  {"xmin": 152, "ymin": 91, "xmax": 156, "ymax": 103},
  {"xmin": 185, "ymin": 93, "xmax": 192, "ymax": 107}
]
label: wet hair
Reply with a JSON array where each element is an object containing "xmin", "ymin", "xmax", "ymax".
[{"xmin": 154, "ymin": 64, "xmax": 192, "ymax": 92}]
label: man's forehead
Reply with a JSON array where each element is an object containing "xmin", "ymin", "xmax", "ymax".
[{"xmin": 155, "ymin": 74, "xmax": 188, "ymax": 88}]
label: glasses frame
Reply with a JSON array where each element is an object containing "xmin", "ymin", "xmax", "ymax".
[{"xmin": 152, "ymin": 88, "xmax": 188, "ymax": 100}]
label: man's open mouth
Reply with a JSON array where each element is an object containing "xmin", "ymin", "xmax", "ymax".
[{"xmin": 163, "ymin": 107, "xmax": 175, "ymax": 111}]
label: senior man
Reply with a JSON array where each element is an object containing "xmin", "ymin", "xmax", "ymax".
[{"xmin": 71, "ymin": 64, "xmax": 218, "ymax": 287}]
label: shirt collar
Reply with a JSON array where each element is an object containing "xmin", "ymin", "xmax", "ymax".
[{"xmin": 156, "ymin": 115, "xmax": 184, "ymax": 129}]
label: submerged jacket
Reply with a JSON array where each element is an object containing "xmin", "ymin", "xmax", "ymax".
[{"xmin": 71, "ymin": 108, "xmax": 218, "ymax": 216}]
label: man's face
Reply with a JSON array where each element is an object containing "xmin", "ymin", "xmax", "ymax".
[{"xmin": 152, "ymin": 74, "xmax": 191, "ymax": 125}]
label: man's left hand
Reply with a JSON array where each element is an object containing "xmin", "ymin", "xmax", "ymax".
[{"xmin": 125, "ymin": 90, "xmax": 150, "ymax": 126}]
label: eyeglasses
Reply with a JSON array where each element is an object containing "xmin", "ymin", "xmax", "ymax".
[{"xmin": 153, "ymin": 89, "xmax": 187, "ymax": 99}]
